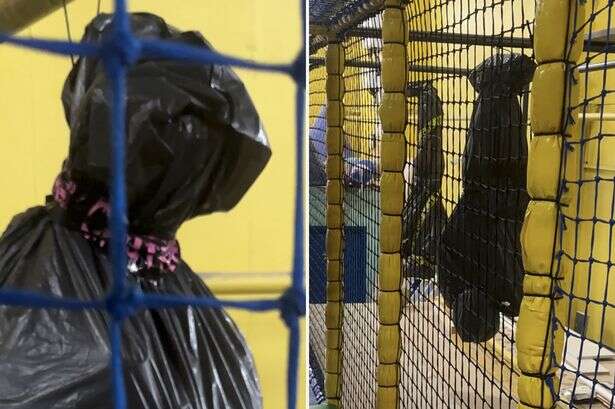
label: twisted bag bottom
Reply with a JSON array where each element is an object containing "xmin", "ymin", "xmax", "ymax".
[{"xmin": 0, "ymin": 206, "xmax": 262, "ymax": 409}]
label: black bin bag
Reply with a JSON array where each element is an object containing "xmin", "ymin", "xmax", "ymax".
[
  {"xmin": 0, "ymin": 13, "xmax": 270, "ymax": 409},
  {"xmin": 438, "ymin": 53, "xmax": 535, "ymax": 342},
  {"xmin": 402, "ymin": 82, "xmax": 447, "ymax": 281}
]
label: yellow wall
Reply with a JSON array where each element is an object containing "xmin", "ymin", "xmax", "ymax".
[{"xmin": 0, "ymin": 1, "xmax": 304, "ymax": 408}]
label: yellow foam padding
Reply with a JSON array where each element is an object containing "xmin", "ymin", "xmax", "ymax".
[
  {"xmin": 377, "ymin": 363, "xmax": 400, "ymax": 387},
  {"xmin": 527, "ymin": 132, "xmax": 580, "ymax": 205},
  {"xmin": 326, "ymin": 349, "xmax": 342, "ymax": 373},
  {"xmin": 325, "ymin": 373, "xmax": 341, "ymax": 397},
  {"xmin": 380, "ymin": 215, "xmax": 402, "ymax": 254},
  {"xmin": 381, "ymin": 133, "xmax": 407, "ymax": 172},
  {"xmin": 326, "ymin": 155, "xmax": 343, "ymax": 179},
  {"xmin": 327, "ymin": 260, "xmax": 342, "ymax": 281},
  {"xmin": 326, "ymin": 127, "xmax": 343, "ymax": 155},
  {"xmin": 326, "ymin": 328, "xmax": 342, "ymax": 349},
  {"xmin": 517, "ymin": 375, "xmax": 555, "ymax": 409},
  {"xmin": 554, "ymin": 299, "xmax": 567, "ymax": 353},
  {"xmin": 377, "ymin": 387, "xmax": 399, "ymax": 409},
  {"xmin": 378, "ymin": 324, "xmax": 401, "ymax": 363},
  {"xmin": 381, "ymin": 45, "xmax": 407, "ymax": 92},
  {"xmin": 379, "ymin": 291, "xmax": 401, "ymax": 324},
  {"xmin": 523, "ymin": 275, "xmax": 556, "ymax": 297},
  {"xmin": 326, "ymin": 44, "xmax": 345, "ymax": 75},
  {"xmin": 326, "ymin": 229, "xmax": 343, "ymax": 260},
  {"xmin": 326, "ymin": 180, "xmax": 343, "ymax": 205},
  {"xmin": 325, "ymin": 301, "xmax": 342, "ymax": 328},
  {"xmin": 527, "ymin": 135, "xmax": 565, "ymax": 202},
  {"xmin": 382, "ymin": 8, "xmax": 407, "ymax": 44},
  {"xmin": 326, "ymin": 204, "xmax": 343, "ymax": 229},
  {"xmin": 517, "ymin": 296, "xmax": 556, "ymax": 375},
  {"xmin": 379, "ymin": 253, "xmax": 402, "ymax": 290},
  {"xmin": 534, "ymin": 0, "xmax": 585, "ymax": 64},
  {"xmin": 380, "ymin": 171, "xmax": 405, "ymax": 215},
  {"xmin": 521, "ymin": 200, "xmax": 558, "ymax": 274},
  {"xmin": 326, "ymin": 281, "xmax": 342, "ymax": 302},
  {"xmin": 531, "ymin": 63, "xmax": 566, "ymax": 135},
  {"xmin": 326, "ymin": 100, "xmax": 343, "ymax": 128},
  {"xmin": 380, "ymin": 93, "xmax": 408, "ymax": 133},
  {"xmin": 326, "ymin": 75, "xmax": 344, "ymax": 101}
]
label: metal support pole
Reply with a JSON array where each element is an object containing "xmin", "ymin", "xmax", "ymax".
[
  {"xmin": 345, "ymin": 27, "xmax": 613, "ymax": 53},
  {"xmin": 0, "ymin": 0, "xmax": 76, "ymax": 34}
]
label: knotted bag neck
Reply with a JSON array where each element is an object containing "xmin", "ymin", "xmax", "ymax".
[{"xmin": 51, "ymin": 172, "xmax": 180, "ymax": 274}]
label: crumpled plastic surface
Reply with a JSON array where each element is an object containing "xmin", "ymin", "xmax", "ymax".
[
  {"xmin": 402, "ymin": 82, "xmax": 447, "ymax": 280},
  {"xmin": 0, "ymin": 12, "xmax": 268, "ymax": 409},
  {"xmin": 62, "ymin": 13, "xmax": 271, "ymax": 236},
  {"xmin": 438, "ymin": 53, "xmax": 536, "ymax": 342}
]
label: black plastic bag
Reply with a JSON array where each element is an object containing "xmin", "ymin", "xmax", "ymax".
[
  {"xmin": 402, "ymin": 82, "xmax": 447, "ymax": 280},
  {"xmin": 453, "ymin": 287, "xmax": 500, "ymax": 343},
  {"xmin": 438, "ymin": 53, "xmax": 535, "ymax": 342},
  {"xmin": 0, "ymin": 13, "xmax": 269, "ymax": 409}
]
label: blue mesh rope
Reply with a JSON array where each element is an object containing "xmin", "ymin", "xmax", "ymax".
[{"xmin": 0, "ymin": 1, "xmax": 306, "ymax": 408}]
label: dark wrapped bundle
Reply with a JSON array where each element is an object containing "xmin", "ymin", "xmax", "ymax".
[
  {"xmin": 438, "ymin": 53, "xmax": 535, "ymax": 342},
  {"xmin": 453, "ymin": 287, "xmax": 500, "ymax": 343},
  {"xmin": 0, "ymin": 13, "xmax": 269, "ymax": 409},
  {"xmin": 402, "ymin": 82, "xmax": 447, "ymax": 281}
]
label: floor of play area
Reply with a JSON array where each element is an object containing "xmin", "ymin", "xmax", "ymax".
[{"xmin": 311, "ymin": 287, "xmax": 615, "ymax": 408}]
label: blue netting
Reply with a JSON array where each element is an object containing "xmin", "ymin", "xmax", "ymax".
[{"xmin": 0, "ymin": 1, "xmax": 306, "ymax": 408}]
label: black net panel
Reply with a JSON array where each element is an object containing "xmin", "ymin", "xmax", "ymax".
[
  {"xmin": 553, "ymin": 1, "xmax": 615, "ymax": 407},
  {"xmin": 309, "ymin": 0, "xmax": 380, "ymax": 26},
  {"xmin": 340, "ymin": 13, "xmax": 382, "ymax": 409},
  {"xmin": 308, "ymin": 46, "xmax": 328, "ymax": 392},
  {"xmin": 400, "ymin": 1, "xmax": 535, "ymax": 408}
]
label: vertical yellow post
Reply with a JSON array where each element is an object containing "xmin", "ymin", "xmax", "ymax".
[
  {"xmin": 324, "ymin": 34, "xmax": 345, "ymax": 408},
  {"xmin": 377, "ymin": 2, "xmax": 407, "ymax": 408},
  {"xmin": 517, "ymin": 1, "xmax": 584, "ymax": 408}
]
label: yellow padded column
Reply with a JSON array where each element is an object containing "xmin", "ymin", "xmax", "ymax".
[
  {"xmin": 377, "ymin": 2, "xmax": 407, "ymax": 409},
  {"xmin": 517, "ymin": 1, "xmax": 584, "ymax": 408},
  {"xmin": 324, "ymin": 36, "xmax": 345, "ymax": 408}
]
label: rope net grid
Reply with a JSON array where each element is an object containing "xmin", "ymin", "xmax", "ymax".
[
  {"xmin": 0, "ymin": 1, "xmax": 306, "ymax": 409},
  {"xmin": 339, "ymin": 13, "xmax": 382, "ymax": 407},
  {"xmin": 308, "ymin": 10, "xmax": 383, "ymax": 407},
  {"xmin": 401, "ymin": 1, "xmax": 534, "ymax": 408},
  {"xmin": 553, "ymin": 1, "xmax": 615, "ymax": 407},
  {"xmin": 310, "ymin": 0, "xmax": 615, "ymax": 407}
]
